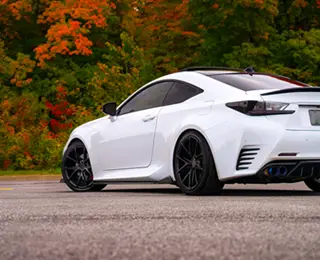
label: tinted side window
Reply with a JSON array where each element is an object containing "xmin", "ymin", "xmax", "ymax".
[
  {"xmin": 118, "ymin": 81, "xmax": 173, "ymax": 115},
  {"xmin": 210, "ymin": 74, "xmax": 307, "ymax": 91},
  {"xmin": 163, "ymin": 82, "xmax": 202, "ymax": 106}
]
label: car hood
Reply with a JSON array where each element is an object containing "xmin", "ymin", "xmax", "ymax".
[
  {"xmin": 63, "ymin": 116, "xmax": 107, "ymax": 153},
  {"xmin": 74, "ymin": 116, "xmax": 107, "ymax": 131}
]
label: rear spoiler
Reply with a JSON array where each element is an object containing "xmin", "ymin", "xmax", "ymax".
[{"xmin": 261, "ymin": 87, "xmax": 320, "ymax": 96}]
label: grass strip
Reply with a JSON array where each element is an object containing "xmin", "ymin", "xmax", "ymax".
[{"xmin": 0, "ymin": 169, "xmax": 61, "ymax": 176}]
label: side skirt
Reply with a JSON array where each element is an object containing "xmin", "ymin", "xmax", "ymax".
[{"xmin": 93, "ymin": 176, "xmax": 174, "ymax": 185}]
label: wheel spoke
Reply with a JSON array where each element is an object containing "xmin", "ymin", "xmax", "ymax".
[
  {"xmin": 65, "ymin": 166, "xmax": 77, "ymax": 170},
  {"xmin": 181, "ymin": 169, "xmax": 192, "ymax": 184},
  {"xmin": 190, "ymin": 169, "xmax": 194, "ymax": 187},
  {"xmin": 68, "ymin": 168, "xmax": 79, "ymax": 180},
  {"xmin": 180, "ymin": 142, "xmax": 192, "ymax": 159},
  {"xmin": 76, "ymin": 173, "xmax": 82, "ymax": 186},
  {"xmin": 84, "ymin": 151, "xmax": 89, "ymax": 162},
  {"xmin": 195, "ymin": 166, "xmax": 204, "ymax": 171},
  {"xmin": 82, "ymin": 146, "xmax": 86, "ymax": 158},
  {"xmin": 81, "ymin": 173, "xmax": 88, "ymax": 183},
  {"xmin": 74, "ymin": 147, "xmax": 79, "ymax": 161},
  {"xmin": 194, "ymin": 169, "xmax": 198, "ymax": 185},
  {"xmin": 177, "ymin": 155, "xmax": 190, "ymax": 165},
  {"xmin": 190, "ymin": 169, "xmax": 195, "ymax": 187},
  {"xmin": 188, "ymin": 169, "xmax": 192, "ymax": 188},
  {"xmin": 193, "ymin": 140, "xmax": 198, "ymax": 157},
  {"xmin": 195, "ymin": 153, "xmax": 203, "ymax": 159},
  {"xmin": 79, "ymin": 147, "xmax": 85, "ymax": 160},
  {"xmin": 177, "ymin": 161, "xmax": 190, "ymax": 174},
  {"xmin": 67, "ymin": 156, "xmax": 77, "ymax": 163},
  {"xmin": 84, "ymin": 168, "xmax": 92, "ymax": 177}
]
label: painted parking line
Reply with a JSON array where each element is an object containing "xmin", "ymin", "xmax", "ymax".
[{"xmin": 0, "ymin": 188, "xmax": 13, "ymax": 191}]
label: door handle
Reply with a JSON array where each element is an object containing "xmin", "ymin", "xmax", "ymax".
[{"xmin": 142, "ymin": 115, "xmax": 156, "ymax": 122}]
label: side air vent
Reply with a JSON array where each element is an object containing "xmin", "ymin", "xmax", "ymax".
[{"xmin": 236, "ymin": 147, "xmax": 260, "ymax": 170}]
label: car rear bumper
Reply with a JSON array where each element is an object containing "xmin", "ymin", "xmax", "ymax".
[
  {"xmin": 233, "ymin": 129, "xmax": 320, "ymax": 182},
  {"xmin": 271, "ymin": 129, "xmax": 320, "ymax": 158},
  {"xmin": 225, "ymin": 159, "xmax": 320, "ymax": 184},
  {"xmin": 206, "ymin": 118, "xmax": 320, "ymax": 182}
]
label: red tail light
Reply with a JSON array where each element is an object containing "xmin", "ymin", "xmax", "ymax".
[{"xmin": 226, "ymin": 101, "xmax": 295, "ymax": 116}]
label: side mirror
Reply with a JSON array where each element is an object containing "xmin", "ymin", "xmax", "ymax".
[{"xmin": 102, "ymin": 102, "xmax": 117, "ymax": 116}]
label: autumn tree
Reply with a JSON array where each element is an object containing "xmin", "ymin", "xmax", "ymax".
[
  {"xmin": 276, "ymin": 0, "xmax": 320, "ymax": 32},
  {"xmin": 189, "ymin": 0, "xmax": 279, "ymax": 66},
  {"xmin": 34, "ymin": 0, "xmax": 117, "ymax": 67},
  {"xmin": 134, "ymin": 0, "xmax": 201, "ymax": 73}
]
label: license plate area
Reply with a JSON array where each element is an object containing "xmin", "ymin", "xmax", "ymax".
[{"xmin": 309, "ymin": 110, "xmax": 320, "ymax": 125}]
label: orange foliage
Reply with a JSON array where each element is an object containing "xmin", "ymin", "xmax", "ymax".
[
  {"xmin": 212, "ymin": 3, "xmax": 219, "ymax": 9},
  {"xmin": 0, "ymin": 0, "xmax": 32, "ymax": 20},
  {"xmin": 137, "ymin": 0, "xmax": 196, "ymax": 36},
  {"xmin": 0, "ymin": 0, "xmax": 33, "ymax": 39},
  {"xmin": 35, "ymin": 0, "xmax": 116, "ymax": 67},
  {"xmin": 135, "ymin": 0, "xmax": 199, "ymax": 72},
  {"xmin": 293, "ymin": 0, "xmax": 308, "ymax": 8},
  {"xmin": 255, "ymin": 0, "xmax": 264, "ymax": 6}
]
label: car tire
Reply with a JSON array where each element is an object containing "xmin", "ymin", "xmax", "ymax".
[
  {"xmin": 62, "ymin": 140, "xmax": 106, "ymax": 192},
  {"xmin": 304, "ymin": 178, "xmax": 320, "ymax": 192},
  {"xmin": 173, "ymin": 130, "xmax": 224, "ymax": 195}
]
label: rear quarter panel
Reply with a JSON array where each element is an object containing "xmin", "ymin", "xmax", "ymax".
[
  {"xmin": 151, "ymin": 84, "xmax": 269, "ymax": 181},
  {"xmin": 150, "ymin": 96, "xmax": 234, "ymax": 181}
]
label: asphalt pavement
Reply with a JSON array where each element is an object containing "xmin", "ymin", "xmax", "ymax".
[{"xmin": 0, "ymin": 179, "xmax": 319, "ymax": 260}]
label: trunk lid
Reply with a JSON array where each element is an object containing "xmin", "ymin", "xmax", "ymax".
[
  {"xmin": 260, "ymin": 87, "xmax": 320, "ymax": 104},
  {"xmin": 249, "ymin": 87, "xmax": 320, "ymax": 130}
]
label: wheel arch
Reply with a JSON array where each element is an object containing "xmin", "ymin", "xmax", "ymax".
[
  {"xmin": 68, "ymin": 138, "xmax": 83, "ymax": 147},
  {"xmin": 171, "ymin": 127, "xmax": 221, "ymax": 181},
  {"xmin": 63, "ymin": 136, "xmax": 91, "ymax": 158},
  {"xmin": 61, "ymin": 137, "xmax": 106, "ymax": 192}
]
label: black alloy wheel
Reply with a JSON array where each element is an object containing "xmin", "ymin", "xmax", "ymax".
[
  {"xmin": 304, "ymin": 177, "xmax": 320, "ymax": 192},
  {"xmin": 62, "ymin": 140, "xmax": 106, "ymax": 192},
  {"xmin": 173, "ymin": 130, "xmax": 224, "ymax": 195}
]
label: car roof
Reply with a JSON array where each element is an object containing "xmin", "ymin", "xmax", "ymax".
[
  {"xmin": 176, "ymin": 66, "xmax": 309, "ymax": 87},
  {"xmin": 196, "ymin": 70, "xmax": 240, "ymax": 75},
  {"xmin": 181, "ymin": 66, "xmax": 250, "ymax": 73},
  {"xmin": 150, "ymin": 67, "xmax": 309, "ymax": 98}
]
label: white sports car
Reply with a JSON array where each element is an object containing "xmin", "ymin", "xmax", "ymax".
[{"xmin": 62, "ymin": 66, "xmax": 320, "ymax": 195}]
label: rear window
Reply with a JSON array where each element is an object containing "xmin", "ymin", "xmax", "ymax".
[{"xmin": 210, "ymin": 73, "xmax": 308, "ymax": 91}]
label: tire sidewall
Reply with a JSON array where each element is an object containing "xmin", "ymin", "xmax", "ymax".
[
  {"xmin": 62, "ymin": 141, "xmax": 95, "ymax": 192},
  {"xmin": 173, "ymin": 131, "xmax": 213, "ymax": 194},
  {"xmin": 304, "ymin": 178, "xmax": 320, "ymax": 192}
]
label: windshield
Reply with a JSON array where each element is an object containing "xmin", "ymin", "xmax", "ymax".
[{"xmin": 210, "ymin": 73, "xmax": 309, "ymax": 91}]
